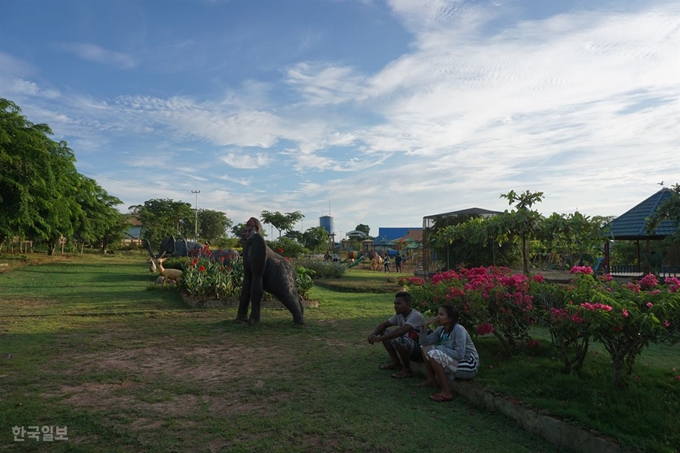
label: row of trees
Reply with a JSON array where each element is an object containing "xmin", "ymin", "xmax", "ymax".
[
  {"xmin": 133, "ymin": 203, "xmax": 338, "ymax": 255},
  {"xmin": 129, "ymin": 199, "xmax": 233, "ymax": 248},
  {"xmin": 429, "ymin": 188, "xmax": 680, "ymax": 274},
  {"xmin": 0, "ymin": 98, "xmax": 128, "ymax": 254}
]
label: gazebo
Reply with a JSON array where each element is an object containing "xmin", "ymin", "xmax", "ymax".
[{"xmin": 604, "ymin": 188, "xmax": 679, "ymax": 276}]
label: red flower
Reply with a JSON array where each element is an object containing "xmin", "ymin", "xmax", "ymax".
[
  {"xmin": 199, "ymin": 266, "xmax": 206, "ymax": 273},
  {"xmin": 277, "ymin": 248, "xmax": 284, "ymax": 254}
]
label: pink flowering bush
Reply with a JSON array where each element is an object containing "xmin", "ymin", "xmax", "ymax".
[
  {"xmin": 546, "ymin": 271, "xmax": 680, "ymax": 387},
  {"xmin": 403, "ymin": 265, "xmax": 680, "ymax": 386},
  {"xmin": 403, "ymin": 266, "xmax": 536, "ymax": 355}
]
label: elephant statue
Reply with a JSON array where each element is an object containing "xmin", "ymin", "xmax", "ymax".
[{"xmin": 145, "ymin": 237, "xmax": 239, "ymax": 264}]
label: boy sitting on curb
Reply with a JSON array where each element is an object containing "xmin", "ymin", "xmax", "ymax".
[{"xmin": 368, "ymin": 291, "xmax": 426, "ymax": 378}]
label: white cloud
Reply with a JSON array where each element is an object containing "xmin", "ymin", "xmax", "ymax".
[
  {"xmin": 2, "ymin": 0, "xmax": 677, "ymax": 236},
  {"xmin": 54, "ymin": 42, "xmax": 137, "ymax": 69},
  {"xmin": 286, "ymin": 62, "xmax": 368, "ymax": 105},
  {"xmin": 219, "ymin": 152, "xmax": 272, "ymax": 169}
]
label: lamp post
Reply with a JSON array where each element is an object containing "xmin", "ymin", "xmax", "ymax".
[{"xmin": 191, "ymin": 190, "xmax": 200, "ymax": 241}]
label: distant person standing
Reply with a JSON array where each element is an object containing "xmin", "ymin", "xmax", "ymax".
[
  {"xmin": 395, "ymin": 253, "xmax": 403, "ymax": 273},
  {"xmin": 383, "ymin": 254, "xmax": 391, "ymax": 273}
]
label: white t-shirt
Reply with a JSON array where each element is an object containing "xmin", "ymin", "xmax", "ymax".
[{"xmin": 388, "ymin": 309, "xmax": 426, "ymax": 336}]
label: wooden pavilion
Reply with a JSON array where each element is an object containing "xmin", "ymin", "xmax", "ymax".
[{"xmin": 603, "ymin": 188, "xmax": 679, "ymax": 275}]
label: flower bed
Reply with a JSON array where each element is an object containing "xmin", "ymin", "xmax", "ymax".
[
  {"xmin": 178, "ymin": 255, "xmax": 316, "ymax": 307},
  {"xmin": 400, "ymin": 266, "xmax": 680, "ymax": 387}
]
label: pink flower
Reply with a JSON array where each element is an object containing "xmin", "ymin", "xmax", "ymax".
[
  {"xmin": 476, "ymin": 323, "xmax": 494, "ymax": 336},
  {"xmin": 533, "ymin": 274, "xmax": 544, "ymax": 283},
  {"xmin": 664, "ymin": 320, "xmax": 671, "ymax": 327},
  {"xmin": 570, "ymin": 265, "xmax": 593, "ymax": 275},
  {"xmin": 639, "ymin": 274, "xmax": 658, "ymax": 289},
  {"xmin": 676, "ymin": 376, "xmax": 680, "ymax": 381},
  {"xmin": 622, "ymin": 309, "xmax": 629, "ymax": 318},
  {"xmin": 646, "ymin": 302, "xmax": 653, "ymax": 308}
]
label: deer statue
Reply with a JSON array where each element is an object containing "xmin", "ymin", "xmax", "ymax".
[
  {"xmin": 154, "ymin": 256, "xmax": 183, "ymax": 285},
  {"xmin": 147, "ymin": 257, "xmax": 157, "ymax": 273}
]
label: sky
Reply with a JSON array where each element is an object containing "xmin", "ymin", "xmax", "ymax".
[{"xmin": 1, "ymin": 0, "xmax": 678, "ymax": 238}]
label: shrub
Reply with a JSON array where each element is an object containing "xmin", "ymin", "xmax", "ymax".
[
  {"xmin": 534, "ymin": 268, "xmax": 680, "ymax": 387},
  {"xmin": 180, "ymin": 257, "xmax": 314, "ymax": 302},
  {"xmin": 295, "ymin": 266, "xmax": 315, "ymax": 300},
  {"xmin": 296, "ymin": 259, "xmax": 345, "ymax": 279},
  {"xmin": 402, "ymin": 264, "xmax": 680, "ymax": 381},
  {"xmin": 267, "ymin": 238, "xmax": 308, "ymax": 259},
  {"xmin": 180, "ymin": 257, "xmax": 243, "ymax": 300},
  {"xmin": 401, "ymin": 267, "xmax": 536, "ymax": 355}
]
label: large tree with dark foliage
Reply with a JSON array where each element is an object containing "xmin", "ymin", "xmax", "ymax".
[{"xmin": 0, "ymin": 98, "xmax": 125, "ymax": 254}]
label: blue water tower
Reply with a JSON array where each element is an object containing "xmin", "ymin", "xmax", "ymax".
[{"xmin": 319, "ymin": 216, "xmax": 334, "ymax": 235}]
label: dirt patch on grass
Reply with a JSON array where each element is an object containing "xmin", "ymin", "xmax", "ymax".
[{"xmin": 53, "ymin": 342, "xmax": 297, "ymax": 434}]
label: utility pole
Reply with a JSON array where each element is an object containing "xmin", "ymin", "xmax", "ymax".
[{"xmin": 191, "ymin": 190, "xmax": 200, "ymax": 241}]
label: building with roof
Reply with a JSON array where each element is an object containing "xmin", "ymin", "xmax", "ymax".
[
  {"xmin": 422, "ymin": 207, "xmax": 504, "ymax": 275},
  {"xmin": 604, "ymin": 188, "xmax": 679, "ymax": 275},
  {"xmin": 377, "ymin": 227, "xmax": 422, "ymax": 241}
]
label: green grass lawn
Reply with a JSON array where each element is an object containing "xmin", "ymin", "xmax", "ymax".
[{"xmin": 0, "ymin": 255, "xmax": 678, "ymax": 452}]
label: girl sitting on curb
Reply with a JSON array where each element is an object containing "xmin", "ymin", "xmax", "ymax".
[{"xmin": 418, "ymin": 304, "xmax": 480, "ymax": 402}]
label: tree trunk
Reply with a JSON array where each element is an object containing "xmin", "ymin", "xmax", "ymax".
[{"xmin": 522, "ymin": 235, "xmax": 529, "ymax": 274}]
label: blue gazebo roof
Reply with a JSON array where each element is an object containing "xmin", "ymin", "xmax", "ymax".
[
  {"xmin": 373, "ymin": 236, "xmax": 396, "ymax": 246},
  {"xmin": 606, "ymin": 188, "xmax": 677, "ymax": 240}
]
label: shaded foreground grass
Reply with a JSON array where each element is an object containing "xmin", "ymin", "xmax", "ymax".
[{"xmin": 0, "ymin": 257, "xmax": 677, "ymax": 452}]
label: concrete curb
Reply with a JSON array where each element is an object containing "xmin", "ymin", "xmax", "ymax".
[
  {"xmin": 409, "ymin": 362, "xmax": 624, "ymax": 453},
  {"xmin": 453, "ymin": 380, "xmax": 624, "ymax": 453}
]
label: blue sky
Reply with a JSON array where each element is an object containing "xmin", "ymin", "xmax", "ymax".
[{"xmin": 1, "ymin": 0, "xmax": 678, "ymax": 238}]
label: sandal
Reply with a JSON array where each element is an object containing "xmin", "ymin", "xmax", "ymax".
[{"xmin": 429, "ymin": 393, "xmax": 455, "ymax": 402}]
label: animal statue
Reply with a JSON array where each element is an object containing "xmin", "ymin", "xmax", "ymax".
[
  {"xmin": 147, "ymin": 258, "xmax": 157, "ymax": 273},
  {"xmin": 371, "ymin": 255, "xmax": 383, "ymax": 271},
  {"xmin": 153, "ymin": 256, "xmax": 183, "ymax": 285},
  {"xmin": 236, "ymin": 217, "xmax": 304, "ymax": 326},
  {"xmin": 145, "ymin": 237, "xmax": 239, "ymax": 264}
]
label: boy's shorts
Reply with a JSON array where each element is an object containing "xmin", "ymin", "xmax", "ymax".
[{"xmin": 382, "ymin": 329, "xmax": 422, "ymax": 362}]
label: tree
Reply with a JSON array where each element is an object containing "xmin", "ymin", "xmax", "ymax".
[
  {"xmin": 0, "ymin": 98, "xmax": 125, "ymax": 255},
  {"xmin": 0, "ymin": 98, "xmax": 83, "ymax": 254},
  {"xmin": 647, "ymin": 183, "xmax": 680, "ymax": 243},
  {"xmin": 231, "ymin": 223, "xmax": 247, "ymax": 239},
  {"xmin": 260, "ymin": 210, "xmax": 304, "ymax": 239},
  {"xmin": 198, "ymin": 209, "xmax": 232, "ymax": 242},
  {"xmin": 302, "ymin": 226, "xmax": 330, "ymax": 252},
  {"xmin": 355, "ymin": 224, "xmax": 370, "ymax": 237},
  {"xmin": 499, "ymin": 190, "xmax": 545, "ymax": 274},
  {"xmin": 434, "ymin": 215, "xmax": 518, "ymax": 269},
  {"xmin": 284, "ymin": 230, "xmax": 304, "ymax": 243},
  {"xmin": 72, "ymin": 175, "xmax": 126, "ymax": 254},
  {"xmin": 539, "ymin": 212, "xmax": 610, "ymax": 268},
  {"xmin": 130, "ymin": 199, "xmax": 195, "ymax": 247}
]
